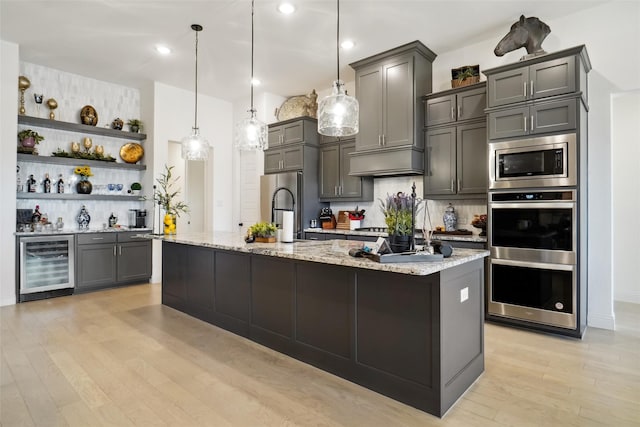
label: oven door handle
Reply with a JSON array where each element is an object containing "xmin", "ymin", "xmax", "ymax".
[
  {"xmin": 490, "ymin": 201, "xmax": 576, "ymax": 209},
  {"xmin": 491, "ymin": 258, "xmax": 575, "ymax": 271}
]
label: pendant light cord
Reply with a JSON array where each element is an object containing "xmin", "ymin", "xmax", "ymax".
[
  {"xmin": 191, "ymin": 24, "xmax": 203, "ymax": 130},
  {"xmin": 250, "ymin": 0, "xmax": 255, "ymax": 112},
  {"xmin": 336, "ymin": 0, "xmax": 340, "ymax": 82}
]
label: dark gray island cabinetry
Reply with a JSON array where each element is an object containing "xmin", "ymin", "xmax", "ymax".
[{"xmin": 160, "ymin": 233, "xmax": 488, "ymax": 417}]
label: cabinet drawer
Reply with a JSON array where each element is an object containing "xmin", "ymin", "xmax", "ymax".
[
  {"xmin": 117, "ymin": 232, "xmax": 149, "ymax": 243},
  {"xmin": 77, "ymin": 233, "xmax": 117, "ymax": 245}
]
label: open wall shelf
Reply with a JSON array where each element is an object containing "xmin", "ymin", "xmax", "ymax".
[{"xmin": 18, "ymin": 115, "xmax": 147, "ymax": 141}]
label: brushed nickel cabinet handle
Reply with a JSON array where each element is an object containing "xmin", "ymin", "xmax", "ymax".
[
  {"xmin": 531, "ymin": 115, "xmax": 534, "ymax": 131},
  {"xmin": 119, "ymin": 245, "xmax": 122, "ymax": 256},
  {"xmin": 451, "ymin": 179, "xmax": 455, "ymax": 193},
  {"xmin": 524, "ymin": 116, "xmax": 527, "ymax": 133},
  {"xmin": 113, "ymin": 246, "xmax": 116, "ymax": 256},
  {"xmin": 530, "ymin": 80, "xmax": 534, "ymax": 96},
  {"xmin": 458, "ymin": 105, "xmax": 462, "ymax": 119},
  {"xmin": 92, "ymin": 237, "xmax": 104, "ymax": 240},
  {"xmin": 334, "ymin": 186, "xmax": 338, "ymax": 196},
  {"xmin": 523, "ymin": 81, "xmax": 527, "ymax": 97},
  {"xmin": 451, "ymin": 107, "xmax": 455, "ymax": 120},
  {"xmin": 457, "ymin": 180, "xmax": 461, "ymax": 192},
  {"xmin": 382, "ymin": 135, "xmax": 386, "ymax": 146}
]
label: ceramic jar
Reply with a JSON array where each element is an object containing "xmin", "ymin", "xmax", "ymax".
[
  {"xmin": 443, "ymin": 203, "xmax": 457, "ymax": 232},
  {"xmin": 77, "ymin": 205, "xmax": 91, "ymax": 229}
]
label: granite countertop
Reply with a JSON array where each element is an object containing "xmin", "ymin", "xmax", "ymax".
[
  {"xmin": 15, "ymin": 227, "xmax": 152, "ymax": 237},
  {"xmin": 152, "ymin": 231, "xmax": 489, "ymax": 276},
  {"xmin": 303, "ymin": 227, "xmax": 488, "ymax": 243}
]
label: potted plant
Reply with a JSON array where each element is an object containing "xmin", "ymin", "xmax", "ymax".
[
  {"xmin": 18, "ymin": 129, "xmax": 44, "ymax": 148},
  {"xmin": 451, "ymin": 65, "xmax": 480, "ymax": 88},
  {"xmin": 127, "ymin": 119, "xmax": 143, "ymax": 133},
  {"xmin": 129, "ymin": 182, "xmax": 142, "ymax": 196},
  {"xmin": 379, "ymin": 192, "xmax": 419, "ymax": 253},
  {"xmin": 248, "ymin": 221, "xmax": 278, "ymax": 243},
  {"xmin": 153, "ymin": 165, "xmax": 188, "ymax": 234}
]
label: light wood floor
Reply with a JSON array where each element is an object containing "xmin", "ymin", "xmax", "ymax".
[{"xmin": 2, "ymin": 284, "xmax": 639, "ymax": 427}]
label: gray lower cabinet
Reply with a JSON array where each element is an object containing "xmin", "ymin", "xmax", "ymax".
[
  {"xmin": 425, "ymin": 121, "xmax": 487, "ymax": 197},
  {"xmin": 319, "ymin": 140, "xmax": 373, "ymax": 201},
  {"xmin": 488, "ymin": 97, "xmax": 577, "ymax": 140},
  {"xmin": 76, "ymin": 232, "xmax": 151, "ymax": 291}
]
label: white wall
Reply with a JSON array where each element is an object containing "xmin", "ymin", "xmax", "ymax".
[
  {"xmin": 0, "ymin": 41, "xmax": 19, "ymax": 306},
  {"xmin": 612, "ymin": 91, "xmax": 640, "ymax": 304},
  {"xmin": 150, "ymin": 82, "xmax": 233, "ymax": 282}
]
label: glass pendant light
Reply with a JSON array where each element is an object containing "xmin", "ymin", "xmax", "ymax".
[
  {"xmin": 235, "ymin": 0, "xmax": 268, "ymax": 151},
  {"xmin": 317, "ymin": 0, "xmax": 359, "ymax": 137},
  {"xmin": 181, "ymin": 24, "xmax": 210, "ymax": 161}
]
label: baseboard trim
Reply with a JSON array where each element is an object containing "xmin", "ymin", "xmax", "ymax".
[
  {"xmin": 614, "ymin": 291, "xmax": 640, "ymax": 304},
  {"xmin": 587, "ymin": 312, "xmax": 615, "ymax": 330},
  {"xmin": 0, "ymin": 296, "xmax": 16, "ymax": 307}
]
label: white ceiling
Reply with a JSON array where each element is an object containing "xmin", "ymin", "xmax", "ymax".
[{"xmin": 1, "ymin": 1, "xmax": 606, "ymax": 102}]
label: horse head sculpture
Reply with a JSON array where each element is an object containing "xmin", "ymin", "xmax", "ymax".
[{"xmin": 494, "ymin": 15, "xmax": 551, "ymax": 58}]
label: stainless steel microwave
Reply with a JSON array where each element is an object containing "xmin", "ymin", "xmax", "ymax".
[{"xmin": 489, "ymin": 133, "xmax": 577, "ymax": 189}]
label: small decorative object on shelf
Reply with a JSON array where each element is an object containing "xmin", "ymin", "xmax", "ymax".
[
  {"xmin": 70, "ymin": 141, "xmax": 81, "ymax": 153},
  {"xmin": 18, "ymin": 76, "xmax": 31, "ymax": 115},
  {"xmin": 56, "ymin": 217, "xmax": 64, "ymax": 231},
  {"xmin": 43, "ymin": 173, "xmax": 51, "ymax": 193},
  {"xmin": 80, "ymin": 105, "xmax": 98, "ymax": 126},
  {"xmin": 451, "ymin": 65, "xmax": 480, "ymax": 88},
  {"xmin": 95, "ymin": 145, "xmax": 104, "ymax": 156},
  {"xmin": 34, "ymin": 94, "xmax": 44, "ymax": 117},
  {"xmin": 82, "ymin": 137, "xmax": 92, "ymax": 153},
  {"xmin": 27, "ymin": 174, "xmax": 37, "ymax": 193},
  {"xmin": 247, "ymin": 221, "xmax": 277, "ymax": 243},
  {"xmin": 46, "ymin": 98, "xmax": 58, "ymax": 120},
  {"xmin": 119, "ymin": 142, "xmax": 144, "ymax": 164},
  {"xmin": 77, "ymin": 205, "xmax": 91, "ymax": 229},
  {"xmin": 129, "ymin": 182, "xmax": 142, "ymax": 196},
  {"xmin": 108, "ymin": 213, "xmax": 118, "ymax": 228},
  {"xmin": 443, "ymin": 203, "xmax": 458, "ymax": 232},
  {"xmin": 56, "ymin": 174, "xmax": 65, "ymax": 193},
  {"xmin": 74, "ymin": 165, "xmax": 93, "ymax": 194},
  {"xmin": 111, "ymin": 118, "xmax": 124, "ymax": 130},
  {"xmin": 494, "ymin": 15, "xmax": 550, "ymax": 60},
  {"xmin": 127, "ymin": 119, "xmax": 142, "ymax": 133},
  {"xmin": 17, "ymin": 129, "xmax": 44, "ymax": 153}
]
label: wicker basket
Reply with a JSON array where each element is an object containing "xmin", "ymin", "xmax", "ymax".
[{"xmin": 451, "ymin": 75, "xmax": 480, "ymax": 88}]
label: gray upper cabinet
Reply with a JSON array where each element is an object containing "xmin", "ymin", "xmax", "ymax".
[
  {"xmin": 487, "ymin": 56, "xmax": 576, "ymax": 108},
  {"xmin": 319, "ymin": 139, "xmax": 373, "ymax": 201},
  {"xmin": 264, "ymin": 117, "xmax": 318, "ymax": 174},
  {"xmin": 423, "ymin": 83, "xmax": 488, "ymax": 198},
  {"xmin": 488, "ymin": 97, "xmax": 578, "ymax": 139},
  {"xmin": 425, "ymin": 84, "xmax": 486, "ymax": 127},
  {"xmin": 349, "ymin": 41, "xmax": 436, "ymax": 176},
  {"xmin": 267, "ymin": 119, "xmax": 305, "ymax": 147},
  {"xmin": 424, "ymin": 121, "xmax": 487, "ymax": 197}
]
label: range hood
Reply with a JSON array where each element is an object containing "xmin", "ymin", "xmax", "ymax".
[{"xmin": 349, "ymin": 146, "xmax": 424, "ymax": 176}]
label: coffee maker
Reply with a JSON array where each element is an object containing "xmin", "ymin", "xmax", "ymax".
[{"xmin": 128, "ymin": 209, "xmax": 147, "ymax": 228}]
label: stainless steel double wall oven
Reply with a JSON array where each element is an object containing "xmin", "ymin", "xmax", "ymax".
[{"xmin": 487, "ymin": 133, "xmax": 586, "ymax": 335}]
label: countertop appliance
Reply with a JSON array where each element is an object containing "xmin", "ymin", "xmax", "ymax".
[
  {"xmin": 128, "ymin": 209, "xmax": 147, "ymax": 228},
  {"xmin": 17, "ymin": 234, "xmax": 75, "ymax": 302},
  {"xmin": 260, "ymin": 171, "xmax": 328, "ymax": 239}
]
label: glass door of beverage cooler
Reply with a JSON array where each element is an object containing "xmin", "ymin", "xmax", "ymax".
[{"xmin": 19, "ymin": 235, "xmax": 75, "ymax": 294}]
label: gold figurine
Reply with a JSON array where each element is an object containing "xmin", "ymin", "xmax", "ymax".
[
  {"xmin": 46, "ymin": 98, "xmax": 58, "ymax": 120},
  {"xmin": 18, "ymin": 76, "xmax": 31, "ymax": 115}
]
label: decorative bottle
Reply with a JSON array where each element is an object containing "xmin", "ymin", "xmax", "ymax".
[
  {"xmin": 43, "ymin": 173, "xmax": 51, "ymax": 193},
  {"xmin": 27, "ymin": 174, "xmax": 37, "ymax": 193},
  {"xmin": 31, "ymin": 205, "xmax": 42, "ymax": 223},
  {"xmin": 56, "ymin": 174, "xmax": 65, "ymax": 193},
  {"xmin": 443, "ymin": 203, "xmax": 457, "ymax": 232}
]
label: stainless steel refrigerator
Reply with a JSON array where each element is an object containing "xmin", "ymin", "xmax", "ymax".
[{"xmin": 260, "ymin": 171, "xmax": 327, "ymax": 239}]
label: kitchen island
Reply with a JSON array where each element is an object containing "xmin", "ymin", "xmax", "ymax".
[{"xmin": 158, "ymin": 232, "xmax": 488, "ymax": 417}]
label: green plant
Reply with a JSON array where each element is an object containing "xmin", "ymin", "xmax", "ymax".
[
  {"xmin": 248, "ymin": 221, "xmax": 277, "ymax": 238},
  {"xmin": 130, "ymin": 182, "xmax": 142, "ymax": 191},
  {"xmin": 127, "ymin": 119, "xmax": 143, "ymax": 130},
  {"xmin": 379, "ymin": 192, "xmax": 422, "ymax": 236},
  {"xmin": 18, "ymin": 129, "xmax": 44, "ymax": 144},
  {"xmin": 455, "ymin": 66, "xmax": 479, "ymax": 82},
  {"xmin": 153, "ymin": 165, "xmax": 189, "ymax": 217}
]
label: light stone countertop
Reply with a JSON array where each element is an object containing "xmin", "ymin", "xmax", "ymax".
[
  {"xmin": 151, "ymin": 231, "xmax": 489, "ymax": 276},
  {"xmin": 303, "ymin": 227, "xmax": 488, "ymax": 243}
]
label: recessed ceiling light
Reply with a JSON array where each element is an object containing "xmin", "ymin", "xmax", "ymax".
[
  {"xmin": 278, "ymin": 2, "xmax": 295, "ymax": 14},
  {"xmin": 251, "ymin": 78, "xmax": 261, "ymax": 86},
  {"xmin": 341, "ymin": 40, "xmax": 355, "ymax": 50},
  {"xmin": 155, "ymin": 45, "xmax": 171, "ymax": 55}
]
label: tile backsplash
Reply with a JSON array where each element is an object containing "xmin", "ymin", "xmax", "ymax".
[{"xmin": 329, "ymin": 176, "xmax": 487, "ymax": 234}]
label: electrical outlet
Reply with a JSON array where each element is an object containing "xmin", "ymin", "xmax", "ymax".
[{"xmin": 460, "ymin": 287, "xmax": 469, "ymax": 303}]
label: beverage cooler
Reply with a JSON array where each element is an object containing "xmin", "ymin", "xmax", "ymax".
[{"xmin": 18, "ymin": 234, "xmax": 75, "ymax": 302}]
